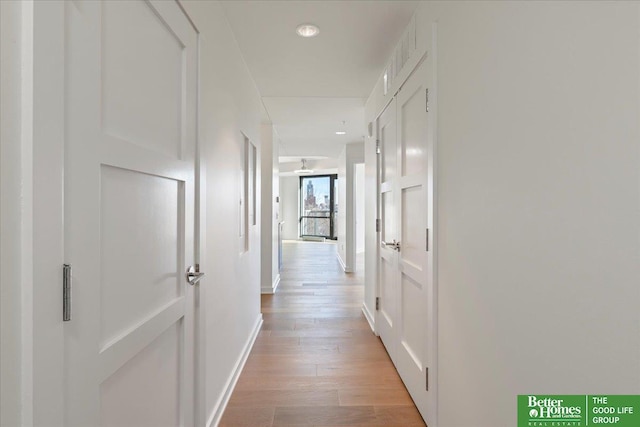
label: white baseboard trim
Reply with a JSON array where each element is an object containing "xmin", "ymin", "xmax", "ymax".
[
  {"xmin": 207, "ymin": 314, "xmax": 263, "ymax": 427},
  {"xmin": 261, "ymin": 274, "xmax": 280, "ymax": 294},
  {"xmin": 336, "ymin": 253, "xmax": 352, "ymax": 273},
  {"xmin": 362, "ymin": 302, "xmax": 376, "ymax": 334}
]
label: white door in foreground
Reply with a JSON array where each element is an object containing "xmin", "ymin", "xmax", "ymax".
[
  {"xmin": 395, "ymin": 58, "xmax": 435, "ymax": 425},
  {"xmin": 64, "ymin": 1, "xmax": 198, "ymax": 425}
]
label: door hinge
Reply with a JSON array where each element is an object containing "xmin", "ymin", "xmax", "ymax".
[
  {"xmin": 425, "ymin": 367, "xmax": 429, "ymax": 391},
  {"xmin": 425, "ymin": 88, "xmax": 430, "ymax": 112},
  {"xmin": 63, "ymin": 264, "xmax": 72, "ymax": 321},
  {"xmin": 375, "ymin": 297, "xmax": 380, "ymax": 311},
  {"xmin": 375, "ymin": 139, "xmax": 381, "ymax": 155},
  {"xmin": 376, "ymin": 219, "xmax": 381, "ymax": 232},
  {"xmin": 425, "ymin": 228, "xmax": 430, "ymax": 251}
]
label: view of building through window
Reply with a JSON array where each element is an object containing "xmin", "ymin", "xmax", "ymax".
[{"xmin": 299, "ymin": 175, "xmax": 337, "ymax": 238}]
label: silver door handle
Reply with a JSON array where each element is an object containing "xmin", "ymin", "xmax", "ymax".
[
  {"xmin": 381, "ymin": 240, "xmax": 401, "ymax": 251},
  {"xmin": 186, "ymin": 265, "xmax": 205, "ymax": 286}
]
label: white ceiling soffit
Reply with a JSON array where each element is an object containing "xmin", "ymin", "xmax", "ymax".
[
  {"xmin": 221, "ymin": 1, "xmax": 418, "ymax": 158},
  {"xmin": 264, "ymin": 97, "xmax": 365, "ymax": 159}
]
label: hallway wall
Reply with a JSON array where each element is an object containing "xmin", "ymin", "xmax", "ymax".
[
  {"xmin": 337, "ymin": 142, "xmax": 364, "ymax": 272},
  {"xmin": 260, "ymin": 124, "xmax": 281, "ymax": 293},
  {"xmin": 367, "ymin": 2, "xmax": 640, "ymax": 426},
  {"xmin": 181, "ymin": 1, "xmax": 266, "ymax": 425},
  {"xmin": 279, "ymin": 175, "xmax": 300, "ymax": 240},
  {"xmin": 355, "ymin": 163, "xmax": 365, "ymax": 254}
]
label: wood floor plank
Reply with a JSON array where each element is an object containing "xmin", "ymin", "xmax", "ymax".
[
  {"xmin": 245, "ymin": 351, "xmax": 389, "ymax": 365},
  {"xmin": 234, "ymin": 373, "xmax": 406, "ymax": 392},
  {"xmin": 218, "ymin": 407, "xmax": 275, "ymax": 427},
  {"xmin": 299, "ymin": 336, "xmax": 382, "ymax": 346},
  {"xmin": 249, "ymin": 343, "xmax": 339, "ymax": 354},
  {"xmin": 317, "ymin": 362, "xmax": 399, "ymax": 377},
  {"xmin": 338, "ymin": 387, "xmax": 414, "ymax": 406},
  {"xmin": 218, "ymin": 242, "xmax": 426, "ymax": 427},
  {"xmin": 272, "ymin": 405, "xmax": 377, "ymax": 426},
  {"xmin": 241, "ymin": 363, "xmax": 317, "ymax": 377},
  {"xmin": 270, "ymin": 329, "xmax": 355, "ymax": 338},
  {"xmin": 373, "ymin": 405, "xmax": 427, "ymax": 426},
  {"xmin": 227, "ymin": 389, "xmax": 339, "ymax": 407},
  {"xmin": 253, "ymin": 336, "xmax": 300, "ymax": 346}
]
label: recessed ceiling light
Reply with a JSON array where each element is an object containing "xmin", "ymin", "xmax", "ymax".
[
  {"xmin": 296, "ymin": 24, "xmax": 320, "ymax": 38},
  {"xmin": 335, "ymin": 131, "xmax": 346, "ymax": 135}
]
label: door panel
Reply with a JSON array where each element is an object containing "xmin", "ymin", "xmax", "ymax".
[
  {"xmin": 100, "ymin": 323, "xmax": 181, "ymax": 427},
  {"xmin": 102, "ymin": 0, "xmax": 185, "ymax": 157},
  {"xmin": 381, "ymin": 191, "xmax": 395, "ymax": 245},
  {"xmin": 400, "ymin": 273, "xmax": 424, "ymax": 368},
  {"xmin": 400, "ymin": 88, "xmax": 427, "ymax": 177},
  {"xmin": 401, "ymin": 185, "xmax": 424, "ymax": 270},
  {"xmin": 100, "ymin": 166, "xmax": 181, "ymax": 346},
  {"xmin": 381, "ymin": 118, "xmax": 397, "ymax": 183},
  {"xmin": 376, "ymin": 57, "xmax": 435, "ymax": 426},
  {"xmin": 64, "ymin": 1, "xmax": 198, "ymax": 426},
  {"xmin": 380, "ymin": 257, "xmax": 395, "ymax": 328}
]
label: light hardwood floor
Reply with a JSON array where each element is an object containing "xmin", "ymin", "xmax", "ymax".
[{"xmin": 219, "ymin": 241, "xmax": 426, "ymax": 427}]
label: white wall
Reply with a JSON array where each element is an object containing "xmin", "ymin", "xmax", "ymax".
[
  {"xmin": 337, "ymin": 142, "xmax": 364, "ymax": 272},
  {"xmin": 272, "ymin": 136, "xmax": 280, "ymax": 285},
  {"xmin": 181, "ymin": 2, "xmax": 266, "ymax": 425},
  {"xmin": 354, "ymin": 163, "xmax": 365, "ymax": 254},
  {"xmin": 1, "ymin": 1, "xmax": 24, "ymax": 425},
  {"xmin": 260, "ymin": 124, "xmax": 281, "ymax": 293},
  {"xmin": 279, "ymin": 175, "xmax": 300, "ymax": 240},
  {"xmin": 366, "ymin": 2, "xmax": 640, "ymax": 426}
]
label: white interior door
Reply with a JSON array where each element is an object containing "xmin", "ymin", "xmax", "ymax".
[
  {"xmin": 377, "ymin": 57, "xmax": 435, "ymax": 426},
  {"xmin": 64, "ymin": 1, "xmax": 198, "ymax": 426},
  {"xmin": 395, "ymin": 58, "xmax": 435, "ymax": 425},
  {"xmin": 377, "ymin": 98, "xmax": 398, "ymax": 364}
]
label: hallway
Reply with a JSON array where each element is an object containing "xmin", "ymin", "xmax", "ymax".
[{"xmin": 220, "ymin": 241, "xmax": 426, "ymax": 427}]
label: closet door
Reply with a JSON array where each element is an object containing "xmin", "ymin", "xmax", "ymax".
[
  {"xmin": 394, "ymin": 58, "xmax": 434, "ymax": 425},
  {"xmin": 377, "ymin": 56, "xmax": 435, "ymax": 425}
]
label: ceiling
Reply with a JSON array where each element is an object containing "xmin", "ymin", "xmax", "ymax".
[
  {"xmin": 221, "ymin": 1, "xmax": 418, "ymax": 160},
  {"xmin": 263, "ymin": 97, "xmax": 365, "ymax": 159}
]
